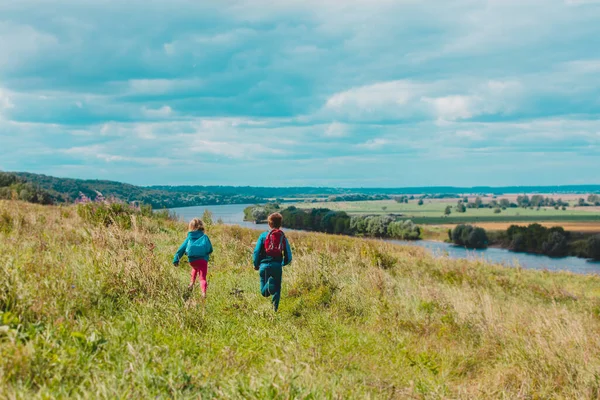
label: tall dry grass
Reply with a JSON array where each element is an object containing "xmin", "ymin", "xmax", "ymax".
[{"xmin": 1, "ymin": 200, "xmax": 600, "ymax": 399}]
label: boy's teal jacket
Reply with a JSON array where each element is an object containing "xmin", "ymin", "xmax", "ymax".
[
  {"xmin": 253, "ymin": 230, "xmax": 292, "ymax": 269},
  {"xmin": 173, "ymin": 231, "xmax": 213, "ymax": 264}
]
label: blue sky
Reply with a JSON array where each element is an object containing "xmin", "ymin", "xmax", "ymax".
[{"xmin": 1, "ymin": 0, "xmax": 599, "ymax": 187}]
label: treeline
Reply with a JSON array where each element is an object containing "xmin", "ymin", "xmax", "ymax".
[
  {"xmin": 327, "ymin": 194, "xmax": 390, "ymax": 202},
  {"xmin": 244, "ymin": 205, "xmax": 421, "ymax": 240},
  {"xmin": 0, "ymin": 172, "xmax": 56, "ymax": 205},
  {"xmin": 148, "ymin": 184, "xmax": 600, "ymax": 196},
  {"xmin": 500, "ymin": 224, "xmax": 600, "ymax": 260},
  {"xmin": 515, "ymin": 195, "xmax": 569, "ymax": 209},
  {"xmin": 449, "ymin": 222, "xmax": 600, "ymax": 260},
  {"xmin": 12, "ymin": 172, "xmax": 263, "ymax": 208},
  {"xmin": 504, "ymin": 224, "xmax": 570, "ymax": 257},
  {"xmin": 450, "ymin": 195, "xmax": 571, "ymax": 215}
]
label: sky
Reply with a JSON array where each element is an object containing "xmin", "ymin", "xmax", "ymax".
[{"xmin": 1, "ymin": 0, "xmax": 599, "ymax": 187}]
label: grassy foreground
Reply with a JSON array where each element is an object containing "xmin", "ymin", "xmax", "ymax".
[{"xmin": 2, "ymin": 201, "xmax": 600, "ymax": 399}]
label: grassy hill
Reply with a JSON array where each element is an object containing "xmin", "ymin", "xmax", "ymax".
[{"xmin": 2, "ymin": 201, "xmax": 600, "ymax": 398}]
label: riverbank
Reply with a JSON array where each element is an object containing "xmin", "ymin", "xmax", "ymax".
[
  {"xmin": 3, "ymin": 200, "xmax": 600, "ymax": 398},
  {"xmin": 168, "ymin": 204, "xmax": 600, "ymax": 273}
]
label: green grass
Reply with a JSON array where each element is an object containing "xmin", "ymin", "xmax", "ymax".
[
  {"xmin": 3, "ymin": 200, "xmax": 600, "ymax": 398},
  {"xmin": 293, "ymin": 199, "xmax": 600, "ymax": 222}
]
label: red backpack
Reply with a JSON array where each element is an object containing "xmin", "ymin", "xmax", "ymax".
[{"xmin": 264, "ymin": 229, "xmax": 286, "ymax": 258}]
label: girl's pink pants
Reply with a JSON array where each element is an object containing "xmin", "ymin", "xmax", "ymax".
[{"xmin": 189, "ymin": 259, "xmax": 208, "ymax": 294}]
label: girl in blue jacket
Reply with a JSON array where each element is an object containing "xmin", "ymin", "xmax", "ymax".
[{"xmin": 174, "ymin": 218, "xmax": 213, "ymax": 297}]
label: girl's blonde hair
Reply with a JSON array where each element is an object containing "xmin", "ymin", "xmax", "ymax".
[{"xmin": 188, "ymin": 218, "xmax": 205, "ymax": 232}]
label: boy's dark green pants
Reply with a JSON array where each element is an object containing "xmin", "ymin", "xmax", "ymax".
[{"xmin": 259, "ymin": 263, "xmax": 282, "ymax": 311}]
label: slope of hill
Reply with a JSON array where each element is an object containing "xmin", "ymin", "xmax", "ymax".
[{"xmin": 2, "ymin": 200, "xmax": 600, "ymax": 398}]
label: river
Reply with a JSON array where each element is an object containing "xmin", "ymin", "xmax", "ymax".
[{"xmin": 169, "ymin": 204, "xmax": 600, "ymax": 275}]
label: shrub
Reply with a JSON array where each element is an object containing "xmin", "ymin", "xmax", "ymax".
[
  {"xmin": 77, "ymin": 202, "xmax": 136, "ymax": 229},
  {"xmin": 202, "ymin": 209, "xmax": 214, "ymax": 226},
  {"xmin": 387, "ymin": 220, "xmax": 421, "ymax": 240}
]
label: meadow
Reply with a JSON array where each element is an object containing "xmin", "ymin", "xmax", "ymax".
[
  {"xmin": 2, "ymin": 200, "xmax": 600, "ymax": 398},
  {"xmin": 293, "ymin": 200, "xmax": 600, "ymax": 229}
]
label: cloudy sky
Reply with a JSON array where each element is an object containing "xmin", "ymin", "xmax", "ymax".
[{"xmin": 1, "ymin": 0, "xmax": 599, "ymax": 187}]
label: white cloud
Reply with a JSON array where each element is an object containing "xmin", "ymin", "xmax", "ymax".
[
  {"xmin": 0, "ymin": 87, "xmax": 14, "ymax": 111},
  {"xmin": 142, "ymin": 105, "xmax": 173, "ymax": 118},
  {"xmin": 322, "ymin": 78, "xmax": 522, "ymax": 122},
  {"xmin": 188, "ymin": 139, "xmax": 284, "ymax": 158},
  {"xmin": 0, "ymin": 22, "xmax": 59, "ymax": 71},
  {"xmin": 325, "ymin": 80, "xmax": 421, "ymax": 110},
  {"xmin": 125, "ymin": 79, "xmax": 203, "ymax": 96},
  {"xmin": 456, "ymin": 130, "xmax": 484, "ymax": 140},
  {"xmin": 324, "ymin": 122, "xmax": 348, "ymax": 138},
  {"xmin": 356, "ymin": 138, "xmax": 389, "ymax": 150},
  {"xmin": 423, "ymin": 95, "xmax": 474, "ymax": 120},
  {"xmin": 61, "ymin": 144, "xmax": 170, "ymax": 165}
]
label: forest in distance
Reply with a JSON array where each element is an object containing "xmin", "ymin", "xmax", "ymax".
[{"xmin": 3, "ymin": 170, "xmax": 600, "ymax": 209}]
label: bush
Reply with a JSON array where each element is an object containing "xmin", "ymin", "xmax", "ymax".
[
  {"xmin": 451, "ymin": 224, "xmax": 488, "ymax": 249},
  {"xmin": 387, "ymin": 220, "xmax": 421, "ymax": 240},
  {"xmin": 77, "ymin": 202, "xmax": 137, "ymax": 229}
]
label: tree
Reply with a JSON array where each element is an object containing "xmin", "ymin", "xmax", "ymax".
[
  {"xmin": 493, "ymin": 207, "xmax": 501, "ymax": 214},
  {"xmin": 451, "ymin": 224, "xmax": 488, "ymax": 249},
  {"xmin": 467, "ymin": 227, "xmax": 489, "ymax": 249},
  {"xmin": 588, "ymin": 194, "xmax": 600, "ymax": 206},
  {"xmin": 517, "ymin": 195, "xmax": 530, "ymax": 208},
  {"xmin": 541, "ymin": 232, "xmax": 569, "ymax": 257},
  {"xmin": 456, "ymin": 201, "xmax": 466, "ymax": 213},
  {"xmin": 530, "ymin": 195, "xmax": 545, "ymax": 208},
  {"xmin": 588, "ymin": 235, "xmax": 600, "ymax": 260},
  {"xmin": 444, "ymin": 205, "xmax": 452, "ymax": 216},
  {"xmin": 202, "ymin": 209, "xmax": 214, "ymax": 226},
  {"xmin": 418, "ymin": 199, "xmax": 424, "ymax": 206},
  {"xmin": 474, "ymin": 196, "xmax": 483, "ymax": 209}
]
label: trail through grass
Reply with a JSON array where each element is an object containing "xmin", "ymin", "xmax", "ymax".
[{"xmin": 2, "ymin": 201, "xmax": 600, "ymax": 398}]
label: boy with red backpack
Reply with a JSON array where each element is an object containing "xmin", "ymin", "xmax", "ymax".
[{"xmin": 253, "ymin": 212, "xmax": 292, "ymax": 311}]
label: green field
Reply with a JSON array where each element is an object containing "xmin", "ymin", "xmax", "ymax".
[
  {"xmin": 3, "ymin": 201, "xmax": 600, "ymax": 398},
  {"xmin": 292, "ymin": 199, "xmax": 600, "ymax": 225}
]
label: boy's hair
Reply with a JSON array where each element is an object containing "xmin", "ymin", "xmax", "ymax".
[
  {"xmin": 267, "ymin": 212, "xmax": 283, "ymax": 229},
  {"xmin": 188, "ymin": 218, "xmax": 205, "ymax": 232}
]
